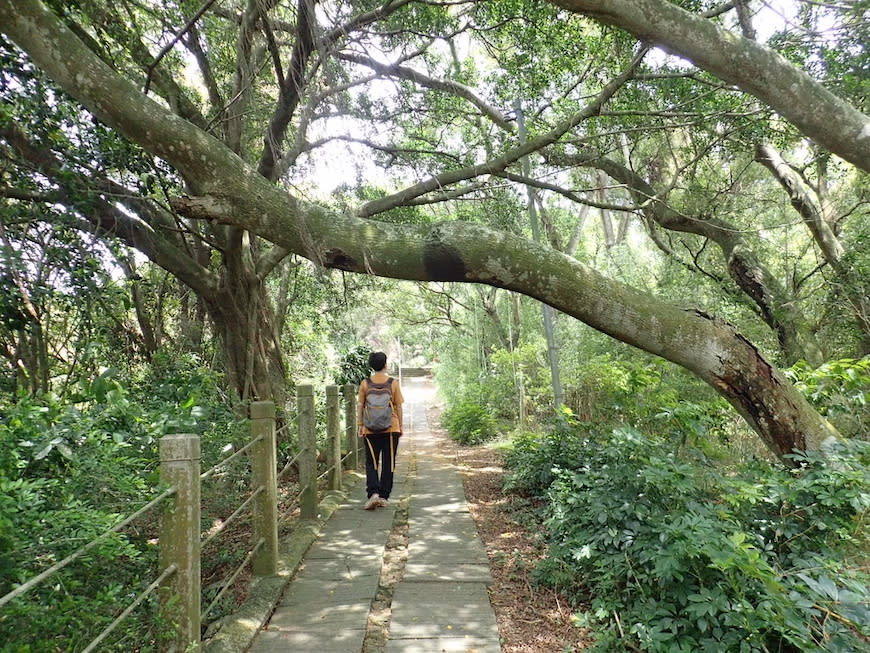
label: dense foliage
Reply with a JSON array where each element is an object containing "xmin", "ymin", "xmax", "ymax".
[
  {"xmin": 0, "ymin": 356, "xmax": 245, "ymax": 651},
  {"xmin": 504, "ymin": 425, "xmax": 870, "ymax": 652},
  {"xmin": 441, "ymin": 395, "xmax": 498, "ymax": 445},
  {"xmin": 786, "ymin": 358, "xmax": 870, "ymax": 439},
  {"xmin": 334, "ymin": 343, "xmax": 374, "ymax": 386},
  {"xmin": 453, "ymin": 317, "xmax": 870, "ymax": 651}
]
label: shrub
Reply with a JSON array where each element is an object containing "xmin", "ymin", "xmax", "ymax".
[
  {"xmin": 506, "ymin": 426, "xmax": 870, "ymax": 652},
  {"xmin": 441, "ymin": 397, "xmax": 498, "ymax": 445},
  {"xmin": 786, "ymin": 357, "xmax": 870, "ymax": 439},
  {"xmin": 502, "ymin": 425, "xmax": 601, "ymax": 496},
  {"xmin": 0, "ymin": 360, "xmax": 243, "ymax": 651},
  {"xmin": 334, "ymin": 344, "xmax": 373, "ymax": 386}
]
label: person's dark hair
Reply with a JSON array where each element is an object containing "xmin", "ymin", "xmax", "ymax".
[{"xmin": 368, "ymin": 351, "xmax": 387, "ymax": 371}]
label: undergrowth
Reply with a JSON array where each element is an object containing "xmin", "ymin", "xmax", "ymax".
[
  {"xmin": 0, "ymin": 357, "xmax": 246, "ymax": 651},
  {"xmin": 504, "ymin": 425, "xmax": 870, "ymax": 652}
]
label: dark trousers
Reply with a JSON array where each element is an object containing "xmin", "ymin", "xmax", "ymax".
[{"xmin": 363, "ymin": 432, "xmax": 400, "ymax": 500}]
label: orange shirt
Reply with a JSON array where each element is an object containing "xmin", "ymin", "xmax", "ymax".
[{"xmin": 357, "ymin": 372, "xmax": 404, "ymax": 434}]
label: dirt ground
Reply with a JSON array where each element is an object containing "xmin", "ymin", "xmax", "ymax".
[{"xmin": 430, "ymin": 407, "xmax": 591, "ymax": 653}]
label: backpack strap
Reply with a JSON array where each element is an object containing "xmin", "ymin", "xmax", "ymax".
[{"xmin": 367, "ymin": 376, "xmax": 393, "ymax": 389}]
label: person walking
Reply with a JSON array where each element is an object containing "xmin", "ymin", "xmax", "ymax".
[{"xmin": 357, "ymin": 351, "xmax": 404, "ymax": 510}]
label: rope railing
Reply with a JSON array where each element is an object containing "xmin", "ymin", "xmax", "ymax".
[
  {"xmin": 276, "ymin": 479, "xmax": 317, "ymax": 528},
  {"xmin": 317, "ymin": 462, "xmax": 337, "ymax": 482},
  {"xmin": 277, "ymin": 446, "xmax": 307, "ymax": 480},
  {"xmin": 275, "ymin": 421, "xmax": 290, "ymax": 439},
  {"xmin": 200, "ymin": 434, "xmax": 264, "ymax": 481},
  {"xmin": 9, "ymin": 383, "xmax": 361, "ymax": 652},
  {"xmin": 80, "ymin": 563, "xmax": 178, "ymax": 653},
  {"xmin": 201, "ymin": 485, "xmax": 264, "ymax": 550},
  {"xmin": 202, "ymin": 538, "xmax": 265, "ymax": 619},
  {"xmin": 0, "ymin": 486, "xmax": 176, "ymax": 609}
]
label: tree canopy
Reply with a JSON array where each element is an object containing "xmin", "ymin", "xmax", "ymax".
[{"xmin": 1, "ymin": 0, "xmax": 868, "ymax": 460}]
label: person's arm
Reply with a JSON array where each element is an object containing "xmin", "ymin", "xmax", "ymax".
[
  {"xmin": 357, "ymin": 381, "xmax": 366, "ymax": 437},
  {"xmin": 395, "ymin": 382, "xmax": 404, "ymax": 434}
]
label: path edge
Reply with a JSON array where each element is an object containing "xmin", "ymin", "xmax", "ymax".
[{"xmin": 203, "ymin": 469, "xmax": 364, "ymax": 653}]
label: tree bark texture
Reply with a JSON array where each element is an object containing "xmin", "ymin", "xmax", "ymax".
[{"xmin": 756, "ymin": 143, "xmax": 870, "ymax": 352}]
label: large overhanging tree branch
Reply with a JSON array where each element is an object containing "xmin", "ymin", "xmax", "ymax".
[
  {"xmin": 0, "ymin": 0, "xmax": 842, "ymax": 462},
  {"xmin": 550, "ymin": 0, "xmax": 870, "ymax": 173},
  {"xmin": 172, "ymin": 194, "xmax": 839, "ymax": 460},
  {"xmin": 755, "ymin": 143, "xmax": 845, "ymax": 266},
  {"xmin": 552, "ymin": 148, "xmax": 823, "ymax": 365},
  {"xmin": 755, "ymin": 143, "xmax": 870, "ymax": 348}
]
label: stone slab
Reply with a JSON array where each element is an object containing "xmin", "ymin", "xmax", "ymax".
[
  {"xmin": 248, "ymin": 626, "xmax": 366, "ymax": 653},
  {"xmin": 295, "ymin": 556, "xmax": 383, "ymax": 581},
  {"xmin": 388, "ymin": 581, "xmax": 498, "ymax": 640},
  {"xmin": 406, "ymin": 518, "xmax": 487, "ymax": 555},
  {"xmin": 406, "ymin": 519, "xmax": 484, "ymax": 543},
  {"xmin": 305, "ymin": 539, "xmax": 389, "ymax": 559},
  {"xmin": 385, "ymin": 636, "xmax": 502, "ymax": 653},
  {"xmin": 408, "ymin": 497, "xmax": 469, "ymax": 513},
  {"xmin": 403, "ymin": 548, "xmax": 488, "ymax": 568},
  {"xmin": 278, "ymin": 575, "xmax": 380, "ymax": 605},
  {"xmin": 317, "ymin": 510, "xmax": 395, "ymax": 532},
  {"xmin": 267, "ymin": 598, "xmax": 371, "ymax": 628},
  {"xmin": 402, "ymin": 563, "xmax": 492, "ymax": 584}
]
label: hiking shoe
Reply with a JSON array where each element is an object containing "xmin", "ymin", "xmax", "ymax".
[
  {"xmin": 364, "ymin": 494, "xmax": 380, "ymax": 510},
  {"xmin": 377, "ymin": 497, "xmax": 388, "ymax": 508}
]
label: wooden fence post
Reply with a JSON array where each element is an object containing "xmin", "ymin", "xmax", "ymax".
[
  {"xmin": 159, "ymin": 433, "xmax": 201, "ymax": 652},
  {"xmin": 343, "ymin": 383, "xmax": 358, "ymax": 470},
  {"xmin": 250, "ymin": 401, "xmax": 278, "ymax": 576},
  {"xmin": 326, "ymin": 385, "xmax": 341, "ymax": 490},
  {"xmin": 297, "ymin": 384, "xmax": 317, "ymax": 519}
]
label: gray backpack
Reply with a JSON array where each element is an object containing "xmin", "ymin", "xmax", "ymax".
[{"xmin": 363, "ymin": 377, "xmax": 394, "ymax": 432}]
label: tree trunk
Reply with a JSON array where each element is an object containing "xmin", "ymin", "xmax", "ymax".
[
  {"xmin": 207, "ymin": 267, "xmax": 287, "ymax": 407},
  {"xmin": 177, "ymin": 287, "xmax": 206, "ymax": 355},
  {"xmin": 15, "ymin": 325, "xmax": 49, "ymax": 395},
  {"xmin": 598, "ymin": 171, "xmax": 616, "ymax": 248},
  {"xmin": 120, "ymin": 259, "xmax": 159, "ymax": 359}
]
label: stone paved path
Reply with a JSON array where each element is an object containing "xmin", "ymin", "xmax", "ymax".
[{"xmin": 247, "ymin": 377, "xmax": 500, "ymax": 653}]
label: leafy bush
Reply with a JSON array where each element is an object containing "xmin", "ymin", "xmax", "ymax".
[
  {"xmin": 503, "ymin": 426, "xmax": 598, "ymax": 496},
  {"xmin": 334, "ymin": 344, "xmax": 373, "ymax": 386},
  {"xmin": 786, "ymin": 357, "xmax": 870, "ymax": 439},
  {"xmin": 652, "ymin": 398, "xmax": 734, "ymax": 456},
  {"xmin": 0, "ymin": 359, "xmax": 244, "ymax": 651},
  {"xmin": 0, "ymin": 393, "xmax": 159, "ymax": 651},
  {"xmin": 505, "ymin": 426, "xmax": 870, "ymax": 652},
  {"xmin": 442, "ymin": 396, "xmax": 498, "ymax": 445}
]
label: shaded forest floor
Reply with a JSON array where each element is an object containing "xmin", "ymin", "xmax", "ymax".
[{"xmin": 429, "ymin": 406, "xmax": 591, "ymax": 653}]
